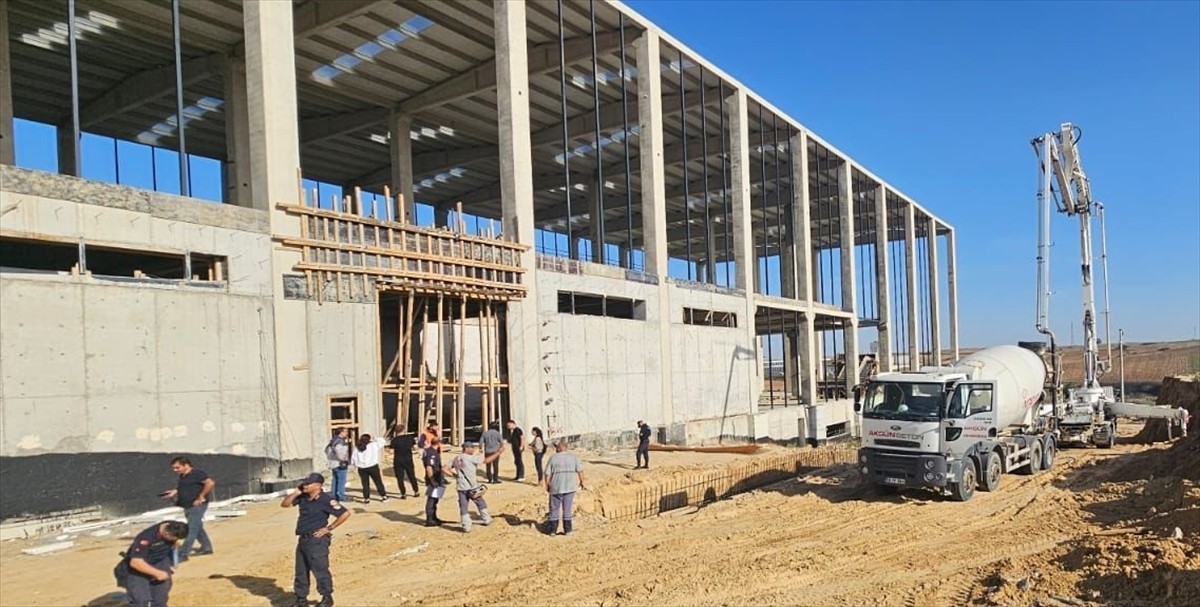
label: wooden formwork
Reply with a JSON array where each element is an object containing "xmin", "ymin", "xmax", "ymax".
[{"xmin": 277, "ymin": 181, "xmax": 529, "ymax": 445}]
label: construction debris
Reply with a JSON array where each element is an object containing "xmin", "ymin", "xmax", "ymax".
[
  {"xmin": 389, "ymin": 541, "xmax": 430, "ymax": 558},
  {"xmin": 21, "ymin": 541, "xmax": 74, "ymax": 556}
]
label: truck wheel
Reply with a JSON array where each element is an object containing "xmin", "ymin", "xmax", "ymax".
[
  {"xmin": 1018, "ymin": 439, "xmax": 1043, "ymax": 475},
  {"xmin": 951, "ymin": 458, "xmax": 977, "ymax": 502},
  {"xmin": 979, "ymin": 452, "xmax": 1002, "ymax": 492},
  {"xmin": 1100, "ymin": 423, "xmax": 1116, "ymax": 449},
  {"xmin": 1042, "ymin": 437, "xmax": 1056, "ymax": 470}
]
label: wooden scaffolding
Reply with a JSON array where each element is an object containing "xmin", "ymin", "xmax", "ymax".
[{"xmin": 278, "ymin": 183, "xmax": 528, "ymax": 445}]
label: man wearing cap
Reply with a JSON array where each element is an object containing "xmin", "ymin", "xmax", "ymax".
[
  {"xmin": 282, "ymin": 473, "xmax": 351, "ymax": 607},
  {"xmin": 635, "ymin": 421, "xmax": 652, "ymax": 469},
  {"xmin": 449, "ymin": 441, "xmax": 503, "ymax": 532},
  {"xmin": 116, "ymin": 520, "xmax": 189, "ymax": 607}
]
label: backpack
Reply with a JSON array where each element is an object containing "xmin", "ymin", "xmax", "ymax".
[{"xmin": 113, "ymin": 553, "xmax": 130, "ymax": 588}]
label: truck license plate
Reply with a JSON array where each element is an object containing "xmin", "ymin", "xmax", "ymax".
[{"xmin": 883, "ymin": 477, "xmax": 906, "ymax": 486}]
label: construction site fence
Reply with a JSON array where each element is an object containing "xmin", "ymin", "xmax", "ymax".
[{"xmin": 601, "ymin": 445, "xmax": 858, "ymax": 521}]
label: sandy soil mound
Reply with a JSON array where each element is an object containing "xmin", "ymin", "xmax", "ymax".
[{"xmin": 1131, "ymin": 375, "xmax": 1197, "ymax": 443}]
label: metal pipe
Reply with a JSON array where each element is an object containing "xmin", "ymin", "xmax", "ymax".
[
  {"xmin": 67, "ymin": 0, "xmax": 80, "ymax": 176},
  {"xmin": 1118, "ymin": 328, "xmax": 1125, "ymax": 400},
  {"xmin": 556, "ymin": 0, "xmax": 574, "ymax": 259},
  {"xmin": 172, "ymin": 0, "xmax": 189, "ymax": 196},
  {"xmin": 1098, "ymin": 202, "xmax": 1113, "ymax": 365},
  {"xmin": 588, "ymin": 0, "xmax": 605, "ymax": 264},
  {"xmin": 1032, "ymin": 135, "xmax": 1059, "ymax": 372},
  {"xmin": 618, "ymin": 14, "xmax": 633, "ymax": 268},
  {"xmin": 699, "ymin": 67, "xmax": 711, "ymax": 283}
]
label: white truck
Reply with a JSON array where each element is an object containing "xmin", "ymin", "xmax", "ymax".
[{"xmin": 855, "ymin": 345, "xmax": 1055, "ymax": 502}]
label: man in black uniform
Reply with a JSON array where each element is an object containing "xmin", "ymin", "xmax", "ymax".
[
  {"xmin": 282, "ymin": 473, "xmax": 351, "ymax": 607},
  {"xmin": 421, "ymin": 436, "xmax": 450, "ymax": 527},
  {"xmin": 389, "ymin": 427, "xmax": 420, "ymax": 499},
  {"xmin": 635, "ymin": 420, "xmax": 652, "ymax": 469},
  {"xmin": 117, "ymin": 520, "xmax": 188, "ymax": 607}
]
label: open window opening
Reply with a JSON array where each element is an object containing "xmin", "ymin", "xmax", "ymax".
[
  {"xmin": 557, "ymin": 291, "xmax": 645, "ymax": 320},
  {"xmin": 682, "ymin": 307, "xmax": 738, "ymax": 328}
]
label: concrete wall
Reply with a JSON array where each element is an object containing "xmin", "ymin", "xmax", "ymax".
[
  {"xmin": 667, "ymin": 284, "xmax": 757, "ymax": 426},
  {"xmin": 534, "ymin": 264, "xmax": 664, "ymax": 439}
]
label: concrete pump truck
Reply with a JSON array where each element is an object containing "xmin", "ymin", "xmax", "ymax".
[{"xmin": 854, "ymin": 123, "xmax": 1189, "ymax": 502}]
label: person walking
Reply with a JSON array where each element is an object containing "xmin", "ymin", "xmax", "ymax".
[
  {"xmin": 635, "ymin": 420, "xmax": 652, "ymax": 469},
  {"xmin": 351, "ymin": 434, "xmax": 388, "ymax": 504},
  {"xmin": 529, "ymin": 427, "xmax": 548, "ymax": 483},
  {"xmin": 449, "ymin": 441, "xmax": 503, "ymax": 532},
  {"xmin": 282, "ymin": 473, "xmax": 350, "ymax": 607},
  {"xmin": 325, "ymin": 428, "xmax": 351, "ymax": 502},
  {"xmin": 115, "ymin": 520, "xmax": 188, "ymax": 607},
  {"xmin": 543, "ymin": 439, "xmax": 586, "ymax": 536},
  {"xmin": 389, "ymin": 427, "xmax": 420, "ymax": 499},
  {"xmin": 161, "ymin": 456, "xmax": 215, "ymax": 562},
  {"xmin": 505, "ymin": 419, "xmax": 526, "ymax": 481},
  {"xmin": 480, "ymin": 422, "xmax": 504, "ymax": 484},
  {"xmin": 421, "ymin": 437, "xmax": 450, "ymax": 527}
]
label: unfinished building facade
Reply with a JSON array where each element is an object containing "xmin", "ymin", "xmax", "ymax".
[{"xmin": 0, "ymin": 0, "xmax": 957, "ymax": 519}]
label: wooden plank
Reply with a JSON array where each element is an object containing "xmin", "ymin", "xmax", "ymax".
[
  {"xmin": 279, "ymin": 237, "xmax": 525, "ymax": 275},
  {"xmin": 455, "ymin": 296, "xmax": 467, "ymax": 445},
  {"xmin": 278, "ymin": 203, "xmax": 529, "ymax": 252},
  {"xmin": 433, "ymin": 292, "xmax": 444, "ymax": 436},
  {"xmin": 398, "ymin": 291, "xmax": 417, "ymax": 433}
]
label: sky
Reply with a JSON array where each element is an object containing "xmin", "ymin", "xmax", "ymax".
[{"xmin": 627, "ymin": 0, "xmax": 1200, "ymax": 347}]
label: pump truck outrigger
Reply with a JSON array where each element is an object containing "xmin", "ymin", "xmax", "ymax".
[{"xmin": 853, "ymin": 123, "xmax": 1188, "ymax": 502}]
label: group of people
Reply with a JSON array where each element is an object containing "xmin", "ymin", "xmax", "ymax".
[{"xmin": 114, "ymin": 417, "xmax": 625, "ymax": 607}]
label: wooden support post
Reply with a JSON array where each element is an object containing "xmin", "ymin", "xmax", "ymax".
[
  {"xmin": 482, "ymin": 300, "xmax": 493, "ymax": 431},
  {"xmin": 398, "ymin": 291, "xmax": 417, "ymax": 432},
  {"xmin": 456, "ymin": 296, "xmax": 467, "ymax": 445},
  {"xmin": 418, "ymin": 301, "xmax": 430, "ymax": 424},
  {"xmin": 383, "ymin": 185, "xmax": 393, "ymax": 222},
  {"xmin": 434, "ymin": 292, "xmax": 445, "ymax": 432},
  {"xmin": 396, "ymin": 193, "xmax": 408, "ymax": 226}
]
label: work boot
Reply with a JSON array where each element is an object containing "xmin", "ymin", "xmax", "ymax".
[
  {"xmin": 292, "ymin": 596, "xmax": 308, "ymax": 607},
  {"xmin": 544, "ymin": 520, "xmax": 558, "ymax": 535},
  {"xmin": 317, "ymin": 595, "xmax": 334, "ymax": 607},
  {"xmin": 563, "ymin": 519, "xmax": 574, "ymax": 536},
  {"xmin": 460, "ymin": 515, "xmax": 473, "ymax": 533},
  {"xmin": 479, "ymin": 509, "xmax": 494, "ymax": 526}
]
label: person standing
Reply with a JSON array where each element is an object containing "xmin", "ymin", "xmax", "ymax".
[
  {"xmin": 417, "ymin": 421, "xmax": 442, "ymax": 452},
  {"xmin": 529, "ymin": 427, "xmax": 547, "ymax": 483},
  {"xmin": 282, "ymin": 473, "xmax": 350, "ymax": 607},
  {"xmin": 421, "ymin": 437, "xmax": 450, "ymax": 527},
  {"xmin": 505, "ymin": 419, "xmax": 526, "ymax": 482},
  {"xmin": 635, "ymin": 420, "xmax": 652, "ymax": 469},
  {"xmin": 161, "ymin": 456, "xmax": 214, "ymax": 561},
  {"xmin": 543, "ymin": 439, "xmax": 586, "ymax": 536},
  {"xmin": 116, "ymin": 520, "xmax": 188, "ymax": 607},
  {"xmin": 449, "ymin": 441, "xmax": 503, "ymax": 532},
  {"xmin": 480, "ymin": 422, "xmax": 504, "ymax": 484},
  {"xmin": 325, "ymin": 428, "xmax": 351, "ymax": 502},
  {"xmin": 351, "ymin": 434, "xmax": 388, "ymax": 504},
  {"xmin": 389, "ymin": 427, "xmax": 420, "ymax": 499}
]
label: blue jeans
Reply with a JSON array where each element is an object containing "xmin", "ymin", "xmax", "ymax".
[
  {"xmin": 330, "ymin": 466, "xmax": 348, "ymax": 501},
  {"xmin": 179, "ymin": 503, "xmax": 213, "ymax": 559}
]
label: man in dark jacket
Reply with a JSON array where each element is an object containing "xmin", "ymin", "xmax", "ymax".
[{"xmin": 635, "ymin": 421, "xmax": 652, "ymax": 469}]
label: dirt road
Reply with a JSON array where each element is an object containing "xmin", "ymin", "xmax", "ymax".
[{"xmin": 2, "ymin": 427, "xmax": 1196, "ymax": 607}]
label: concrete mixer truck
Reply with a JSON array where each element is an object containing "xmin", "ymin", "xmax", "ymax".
[{"xmin": 855, "ymin": 345, "xmax": 1055, "ymax": 502}]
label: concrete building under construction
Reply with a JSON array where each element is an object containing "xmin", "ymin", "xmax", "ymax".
[{"xmin": 0, "ymin": 0, "xmax": 958, "ymax": 519}]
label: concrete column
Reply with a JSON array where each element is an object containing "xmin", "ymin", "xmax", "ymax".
[
  {"xmin": 798, "ymin": 313, "xmax": 818, "ymax": 404},
  {"xmin": 633, "ymin": 31, "xmax": 674, "ymax": 427},
  {"xmin": 223, "ymin": 55, "xmax": 253, "ymax": 206},
  {"xmin": 0, "ymin": 0, "xmax": 14, "ymax": 165},
  {"xmin": 494, "ymin": 0, "xmax": 541, "ymax": 432},
  {"xmin": 946, "ymin": 228, "xmax": 960, "ymax": 361},
  {"xmin": 927, "ymin": 216, "xmax": 942, "ymax": 365},
  {"xmin": 874, "ymin": 185, "xmax": 892, "ymax": 372},
  {"xmin": 635, "ymin": 31, "xmax": 668, "ymax": 277},
  {"xmin": 783, "ymin": 328, "xmax": 799, "ymax": 397},
  {"xmin": 728, "ymin": 88, "xmax": 760, "ymax": 409},
  {"xmin": 389, "ymin": 112, "xmax": 416, "ymax": 222},
  {"xmin": 588, "ymin": 178, "xmax": 604, "ymax": 262},
  {"xmin": 56, "ymin": 127, "xmax": 78, "ymax": 176},
  {"xmin": 705, "ymin": 221, "xmax": 719, "ymax": 284},
  {"xmin": 838, "ymin": 161, "xmax": 859, "ymax": 396},
  {"xmin": 904, "ymin": 202, "xmax": 919, "ymax": 370},
  {"xmin": 790, "ymin": 131, "xmax": 813, "ymax": 302},
  {"xmin": 244, "ymin": 0, "xmax": 311, "ymax": 462},
  {"xmin": 728, "ymin": 90, "xmax": 754, "ymax": 292}
]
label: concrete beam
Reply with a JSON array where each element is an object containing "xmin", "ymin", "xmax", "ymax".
[
  {"xmin": 927, "ymin": 216, "xmax": 942, "ymax": 365},
  {"xmin": 78, "ymin": 53, "xmax": 226, "ymax": 130},
  {"xmin": 528, "ymin": 86, "xmax": 722, "ymax": 148},
  {"xmin": 874, "ymin": 185, "xmax": 892, "ymax": 371},
  {"xmin": 0, "ymin": 0, "xmax": 14, "ymax": 165},
  {"xmin": 495, "ymin": 0, "xmax": 540, "ymax": 432},
  {"xmin": 293, "ymin": 0, "xmax": 382, "ymax": 40}
]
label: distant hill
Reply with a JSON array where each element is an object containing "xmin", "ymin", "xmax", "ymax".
[{"xmin": 960, "ymin": 339, "xmax": 1200, "ymax": 385}]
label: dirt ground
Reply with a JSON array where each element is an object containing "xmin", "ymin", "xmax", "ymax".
[{"xmin": 2, "ymin": 423, "xmax": 1197, "ymax": 607}]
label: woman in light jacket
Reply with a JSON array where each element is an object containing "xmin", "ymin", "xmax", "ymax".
[{"xmin": 351, "ymin": 434, "xmax": 389, "ymax": 503}]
